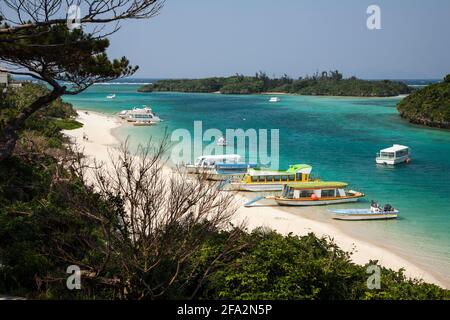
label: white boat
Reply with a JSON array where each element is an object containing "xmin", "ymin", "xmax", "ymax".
[
  {"xmin": 330, "ymin": 209, "xmax": 399, "ymax": 221},
  {"xmin": 119, "ymin": 106, "xmax": 161, "ymax": 123},
  {"xmin": 269, "ymin": 97, "xmax": 280, "ymax": 103},
  {"xmin": 330, "ymin": 201, "xmax": 398, "ymax": 220},
  {"xmin": 118, "ymin": 110, "xmax": 128, "ymax": 118},
  {"xmin": 376, "ymin": 144, "xmax": 411, "ymax": 165},
  {"xmin": 184, "ymin": 154, "xmax": 256, "ymax": 180},
  {"xmin": 106, "ymin": 94, "xmax": 116, "ymax": 99},
  {"xmin": 216, "ymin": 137, "xmax": 227, "ymax": 146}
]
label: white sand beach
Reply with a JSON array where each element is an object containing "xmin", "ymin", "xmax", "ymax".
[{"xmin": 63, "ymin": 110, "xmax": 447, "ymax": 289}]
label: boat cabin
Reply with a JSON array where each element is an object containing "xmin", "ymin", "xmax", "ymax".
[
  {"xmin": 281, "ymin": 181, "xmax": 349, "ymax": 199},
  {"xmin": 243, "ymin": 164, "xmax": 312, "ymax": 184},
  {"xmin": 194, "ymin": 154, "xmax": 242, "ymax": 167},
  {"xmin": 125, "ymin": 106, "xmax": 161, "ymax": 122},
  {"xmin": 376, "ymin": 144, "xmax": 411, "ymax": 165}
]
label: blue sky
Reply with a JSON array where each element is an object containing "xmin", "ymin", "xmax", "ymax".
[{"xmin": 107, "ymin": 0, "xmax": 450, "ymax": 79}]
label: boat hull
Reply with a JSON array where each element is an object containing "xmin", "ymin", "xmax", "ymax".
[
  {"xmin": 274, "ymin": 196, "xmax": 361, "ymax": 206},
  {"xmin": 183, "ymin": 166, "xmax": 247, "ymax": 181},
  {"xmin": 207, "ymin": 173, "xmax": 246, "ymax": 181},
  {"xmin": 229, "ymin": 182, "xmax": 285, "ymax": 192},
  {"xmin": 329, "ymin": 208, "xmax": 399, "ymax": 220},
  {"xmin": 333, "ymin": 213, "xmax": 398, "ymax": 221},
  {"xmin": 375, "ymin": 156, "xmax": 409, "ymax": 165}
]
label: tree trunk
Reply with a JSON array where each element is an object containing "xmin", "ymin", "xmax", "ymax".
[{"xmin": 0, "ymin": 89, "xmax": 64, "ymax": 162}]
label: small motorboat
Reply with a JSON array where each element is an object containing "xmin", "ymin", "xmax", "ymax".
[
  {"xmin": 269, "ymin": 97, "xmax": 280, "ymax": 103},
  {"xmin": 106, "ymin": 94, "xmax": 116, "ymax": 99},
  {"xmin": 329, "ymin": 201, "xmax": 399, "ymax": 221}
]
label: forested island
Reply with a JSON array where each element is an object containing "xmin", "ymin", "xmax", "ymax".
[
  {"xmin": 397, "ymin": 75, "xmax": 450, "ymax": 129},
  {"xmin": 138, "ymin": 71, "xmax": 411, "ymax": 97}
]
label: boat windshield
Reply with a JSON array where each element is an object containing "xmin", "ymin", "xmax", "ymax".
[
  {"xmin": 378, "ymin": 152, "xmax": 395, "ymax": 159},
  {"xmin": 282, "ymin": 185, "xmax": 293, "ymax": 198}
]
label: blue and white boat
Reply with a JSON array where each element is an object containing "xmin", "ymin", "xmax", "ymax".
[
  {"xmin": 329, "ymin": 201, "xmax": 399, "ymax": 221},
  {"xmin": 184, "ymin": 154, "xmax": 257, "ymax": 181}
]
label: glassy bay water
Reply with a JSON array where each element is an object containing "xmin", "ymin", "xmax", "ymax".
[{"xmin": 64, "ymin": 83, "xmax": 450, "ymax": 284}]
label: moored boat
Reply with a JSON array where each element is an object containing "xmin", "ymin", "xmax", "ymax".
[
  {"xmin": 184, "ymin": 154, "xmax": 256, "ymax": 180},
  {"xmin": 273, "ymin": 181, "xmax": 364, "ymax": 206},
  {"xmin": 227, "ymin": 164, "xmax": 314, "ymax": 192},
  {"xmin": 118, "ymin": 106, "xmax": 161, "ymax": 123},
  {"xmin": 376, "ymin": 144, "xmax": 411, "ymax": 165},
  {"xmin": 106, "ymin": 94, "xmax": 116, "ymax": 99},
  {"xmin": 329, "ymin": 208, "xmax": 399, "ymax": 221},
  {"xmin": 269, "ymin": 97, "xmax": 280, "ymax": 102}
]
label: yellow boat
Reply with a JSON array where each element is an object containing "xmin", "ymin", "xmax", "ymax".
[
  {"xmin": 226, "ymin": 164, "xmax": 314, "ymax": 192},
  {"xmin": 274, "ymin": 181, "xmax": 364, "ymax": 206}
]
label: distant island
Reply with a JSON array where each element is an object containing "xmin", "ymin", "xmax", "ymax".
[
  {"xmin": 138, "ymin": 71, "xmax": 412, "ymax": 97},
  {"xmin": 397, "ymin": 75, "xmax": 450, "ymax": 129}
]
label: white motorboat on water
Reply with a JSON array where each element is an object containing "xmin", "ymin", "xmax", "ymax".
[
  {"xmin": 118, "ymin": 106, "xmax": 161, "ymax": 123},
  {"xmin": 376, "ymin": 144, "xmax": 411, "ymax": 165},
  {"xmin": 106, "ymin": 94, "xmax": 116, "ymax": 99},
  {"xmin": 329, "ymin": 201, "xmax": 399, "ymax": 221},
  {"xmin": 184, "ymin": 154, "xmax": 257, "ymax": 181},
  {"xmin": 269, "ymin": 97, "xmax": 280, "ymax": 103}
]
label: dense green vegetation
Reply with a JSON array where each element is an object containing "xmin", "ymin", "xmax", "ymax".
[
  {"xmin": 397, "ymin": 75, "xmax": 450, "ymax": 129},
  {"xmin": 0, "ymin": 83, "xmax": 80, "ymax": 150},
  {"xmin": 1, "ymin": 84, "xmax": 449, "ymax": 300},
  {"xmin": 138, "ymin": 71, "xmax": 411, "ymax": 97},
  {"xmin": 193, "ymin": 230, "xmax": 449, "ymax": 300}
]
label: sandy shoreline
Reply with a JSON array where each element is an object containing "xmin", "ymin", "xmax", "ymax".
[{"xmin": 63, "ymin": 109, "xmax": 447, "ymax": 289}]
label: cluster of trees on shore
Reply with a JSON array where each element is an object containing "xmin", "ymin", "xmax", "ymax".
[
  {"xmin": 1, "ymin": 83, "xmax": 449, "ymax": 300},
  {"xmin": 397, "ymin": 75, "xmax": 450, "ymax": 129},
  {"xmin": 138, "ymin": 71, "xmax": 411, "ymax": 97}
]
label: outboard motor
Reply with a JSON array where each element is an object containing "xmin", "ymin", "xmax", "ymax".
[{"xmin": 384, "ymin": 204, "xmax": 393, "ymax": 212}]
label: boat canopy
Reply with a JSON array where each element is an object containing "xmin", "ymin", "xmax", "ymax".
[
  {"xmin": 247, "ymin": 164, "xmax": 312, "ymax": 176},
  {"xmin": 195, "ymin": 154, "xmax": 241, "ymax": 165},
  {"xmin": 286, "ymin": 181, "xmax": 348, "ymax": 189},
  {"xmin": 286, "ymin": 164, "xmax": 312, "ymax": 174},
  {"xmin": 379, "ymin": 144, "xmax": 409, "ymax": 153}
]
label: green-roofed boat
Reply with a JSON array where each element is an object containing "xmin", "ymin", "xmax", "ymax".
[
  {"xmin": 274, "ymin": 181, "xmax": 364, "ymax": 206},
  {"xmin": 227, "ymin": 164, "xmax": 314, "ymax": 192}
]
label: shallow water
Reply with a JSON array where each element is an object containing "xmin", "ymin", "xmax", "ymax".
[{"xmin": 64, "ymin": 84, "xmax": 450, "ymax": 285}]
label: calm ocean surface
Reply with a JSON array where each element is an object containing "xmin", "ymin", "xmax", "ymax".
[{"xmin": 63, "ymin": 81, "xmax": 450, "ymax": 284}]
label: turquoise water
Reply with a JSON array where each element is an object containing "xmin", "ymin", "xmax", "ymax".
[{"xmin": 63, "ymin": 84, "xmax": 450, "ymax": 285}]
